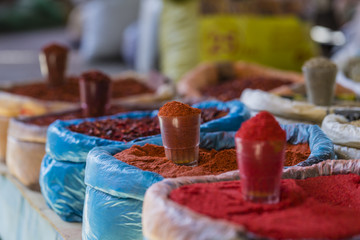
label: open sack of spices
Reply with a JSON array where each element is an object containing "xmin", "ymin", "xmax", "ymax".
[
  {"xmin": 142, "ymin": 159, "xmax": 360, "ymax": 240},
  {"xmin": 321, "ymin": 110, "xmax": 360, "ymax": 159},
  {"xmin": 5, "ymin": 104, "xmax": 158, "ymax": 192},
  {"xmin": 177, "ymin": 61, "xmax": 303, "ymax": 101},
  {"xmin": 81, "ymin": 119, "xmax": 334, "ymax": 240},
  {"xmin": 40, "ymin": 100, "xmax": 249, "ymax": 222},
  {"xmin": 0, "ymin": 43, "xmax": 174, "ymax": 162}
]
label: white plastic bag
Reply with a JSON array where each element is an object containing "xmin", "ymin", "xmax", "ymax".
[
  {"xmin": 240, "ymin": 89, "xmax": 327, "ymax": 123},
  {"xmin": 321, "ymin": 114, "xmax": 360, "ymax": 148}
]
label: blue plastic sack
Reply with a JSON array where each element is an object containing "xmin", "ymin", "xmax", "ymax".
[
  {"xmin": 40, "ymin": 100, "xmax": 250, "ymax": 222},
  {"xmin": 281, "ymin": 124, "xmax": 336, "ymax": 166},
  {"xmin": 82, "ymin": 124, "xmax": 335, "ymax": 240}
]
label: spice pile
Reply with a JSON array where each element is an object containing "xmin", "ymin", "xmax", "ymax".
[
  {"xmin": 5, "ymin": 77, "xmax": 154, "ymax": 102},
  {"xmin": 114, "ymin": 144, "xmax": 238, "ymax": 178},
  {"xmin": 169, "ymin": 174, "xmax": 360, "ymax": 240},
  {"xmin": 158, "ymin": 101, "xmax": 202, "ymax": 165},
  {"xmin": 201, "ymin": 76, "xmax": 292, "ymax": 101},
  {"xmin": 285, "ymin": 143, "xmax": 310, "ymax": 166},
  {"xmin": 22, "ymin": 105, "xmax": 131, "ymax": 126},
  {"xmin": 68, "ymin": 117, "xmax": 159, "ymax": 142},
  {"xmin": 114, "ymin": 142, "xmax": 311, "ymax": 176},
  {"xmin": 68, "ymin": 108, "xmax": 229, "ymax": 141}
]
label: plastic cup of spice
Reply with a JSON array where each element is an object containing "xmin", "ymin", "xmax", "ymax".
[
  {"xmin": 39, "ymin": 43, "xmax": 69, "ymax": 87},
  {"xmin": 79, "ymin": 71, "xmax": 112, "ymax": 117},
  {"xmin": 235, "ymin": 111, "xmax": 286, "ymax": 204},
  {"xmin": 302, "ymin": 57, "xmax": 337, "ymax": 106},
  {"xmin": 158, "ymin": 101, "xmax": 201, "ymax": 166}
]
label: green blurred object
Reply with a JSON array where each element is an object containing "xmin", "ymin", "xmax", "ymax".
[{"xmin": 0, "ymin": 0, "xmax": 69, "ymax": 32}]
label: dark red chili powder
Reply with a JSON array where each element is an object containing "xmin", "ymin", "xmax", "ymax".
[
  {"xmin": 169, "ymin": 174, "xmax": 360, "ymax": 240},
  {"xmin": 158, "ymin": 101, "xmax": 201, "ymax": 117},
  {"xmin": 114, "ymin": 144, "xmax": 238, "ymax": 178},
  {"xmin": 201, "ymin": 76, "xmax": 292, "ymax": 101},
  {"xmin": 68, "ymin": 108, "xmax": 228, "ymax": 141},
  {"xmin": 5, "ymin": 77, "xmax": 154, "ymax": 102},
  {"xmin": 236, "ymin": 111, "xmax": 286, "ymax": 141},
  {"xmin": 285, "ymin": 143, "xmax": 310, "ymax": 166}
]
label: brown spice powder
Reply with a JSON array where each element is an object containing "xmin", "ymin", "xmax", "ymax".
[
  {"xmin": 284, "ymin": 143, "xmax": 311, "ymax": 166},
  {"xmin": 115, "ymin": 143, "xmax": 312, "ymax": 177},
  {"xmin": 158, "ymin": 101, "xmax": 201, "ymax": 117},
  {"xmin": 114, "ymin": 144, "xmax": 238, "ymax": 178}
]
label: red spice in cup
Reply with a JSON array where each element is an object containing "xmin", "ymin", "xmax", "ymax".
[
  {"xmin": 79, "ymin": 71, "xmax": 112, "ymax": 117},
  {"xmin": 40, "ymin": 43, "xmax": 69, "ymax": 87},
  {"xmin": 235, "ymin": 111, "xmax": 286, "ymax": 204},
  {"xmin": 158, "ymin": 101, "xmax": 201, "ymax": 166}
]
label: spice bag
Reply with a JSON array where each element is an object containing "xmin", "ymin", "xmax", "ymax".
[
  {"xmin": 0, "ymin": 92, "xmax": 73, "ymax": 163},
  {"xmin": 6, "ymin": 117, "xmax": 48, "ymax": 191},
  {"xmin": 82, "ymin": 124, "xmax": 334, "ymax": 240},
  {"xmin": 82, "ymin": 131, "xmax": 237, "ymax": 240},
  {"xmin": 40, "ymin": 100, "xmax": 250, "ymax": 222},
  {"xmin": 39, "ymin": 110, "xmax": 158, "ymax": 222},
  {"xmin": 241, "ymin": 89, "xmax": 328, "ymax": 123},
  {"xmin": 322, "ymin": 114, "xmax": 360, "ymax": 159},
  {"xmin": 142, "ymin": 159, "xmax": 360, "ymax": 240},
  {"xmin": 282, "ymin": 124, "xmax": 335, "ymax": 167},
  {"xmin": 0, "ymin": 72, "xmax": 175, "ymax": 164},
  {"xmin": 177, "ymin": 61, "xmax": 303, "ymax": 100}
]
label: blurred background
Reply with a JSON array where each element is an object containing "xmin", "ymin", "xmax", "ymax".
[{"xmin": 0, "ymin": 0, "xmax": 359, "ymax": 83}]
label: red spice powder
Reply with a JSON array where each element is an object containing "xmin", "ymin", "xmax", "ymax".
[
  {"xmin": 235, "ymin": 111, "xmax": 286, "ymax": 141},
  {"xmin": 285, "ymin": 143, "xmax": 310, "ymax": 166},
  {"xmin": 114, "ymin": 144, "xmax": 238, "ymax": 178},
  {"xmin": 158, "ymin": 101, "xmax": 201, "ymax": 117},
  {"xmin": 169, "ymin": 174, "xmax": 360, "ymax": 240}
]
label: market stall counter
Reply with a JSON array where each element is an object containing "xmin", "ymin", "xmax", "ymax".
[{"xmin": 0, "ymin": 163, "xmax": 81, "ymax": 240}]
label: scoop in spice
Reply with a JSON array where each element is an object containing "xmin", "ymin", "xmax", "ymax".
[
  {"xmin": 235, "ymin": 111, "xmax": 286, "ymax": 204},
  {"xmin": 39, "ymin": 43, "xmax": 69, "ymax": 87},
  {"xmin": 302, "ymin": 57, "xmax": 337, "ymax": 106},
  {"xmin": 79, "ymin": 70, "xmax": 112, "ymax": 117},
  {"xmin": 158, "ymin": 101, "xmax": 201, "ymax": 166}
]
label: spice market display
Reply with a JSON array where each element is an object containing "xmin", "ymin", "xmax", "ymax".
[
  {"xmin": 4, "ymin": 14, "xmax": 360, "ymax": 239},
  {"xmin": 39, "ymin": 100, "xmax": 249, "ymax": 222}
]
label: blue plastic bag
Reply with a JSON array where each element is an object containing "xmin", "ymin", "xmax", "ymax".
[
  {"xmin": 40, "ymin": 100, "xmax": 250, "ymax": 222},
  {"xmin": 82, "ymin": 124, "xmax": 335, "ymax": 240}
]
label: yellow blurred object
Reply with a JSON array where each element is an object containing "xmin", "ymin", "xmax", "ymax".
[{"xmin": 160, "ymin": 0, "xmax": 317, "ymax": 82}]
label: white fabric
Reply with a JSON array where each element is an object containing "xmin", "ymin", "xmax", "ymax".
[
  {"xmin": 81, "ymin": 0, "xmax": 140, "ymax": 60},
  {"xmin": 334, "ymin": 144, "xmax": 360, "ymax": 160},
  {"xmin": 321, "ymin": 114, "xmax": 360, "ymax": 148},
  {"xmin": 240, "ymin": 89, "xmax": 327, "ymax": 123}
]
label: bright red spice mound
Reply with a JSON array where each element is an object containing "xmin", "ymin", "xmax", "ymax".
[
  {"xmin": 158, "ymin": 101, "xmax": 201, "ymax": 117},
  {"xmin": 236, "ymin": 111, "xmax": 286, "ymax": 141},
  {"xmin": 170, "ymin": 174, "xmax": 360, "ymax": 240}
]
